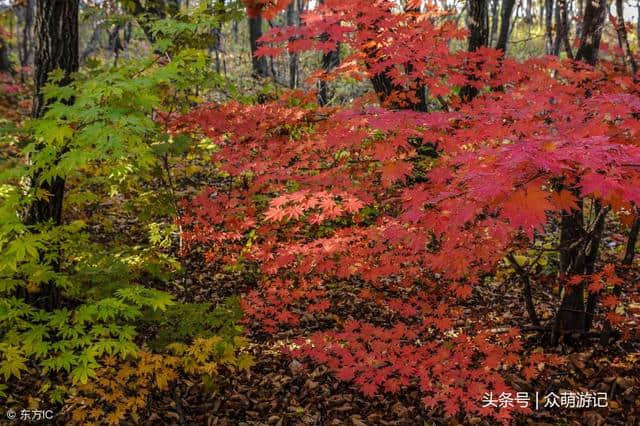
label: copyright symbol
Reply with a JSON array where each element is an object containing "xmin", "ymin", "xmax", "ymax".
[{"xmin": 6, "ymin": 409, "xmax": 16, "ymax": 420}]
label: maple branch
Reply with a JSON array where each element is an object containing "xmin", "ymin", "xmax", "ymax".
[{"xmin": 506, "ymin": 253, "xmax": 540, "ymax": 326}]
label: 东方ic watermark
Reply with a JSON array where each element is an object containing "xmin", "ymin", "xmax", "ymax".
[{"xmin": 5, "ymin": 408, "xmax": 54, "ymax": 421}]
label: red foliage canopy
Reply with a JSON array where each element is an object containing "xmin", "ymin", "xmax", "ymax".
[{"xmin": 173, "ymin": 2, "xmax": 640, "ymax": 422}]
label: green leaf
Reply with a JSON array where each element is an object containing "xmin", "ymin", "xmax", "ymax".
[{"xmin": 0, "ymin": 346, "xmax": 28, "ymax": 380}]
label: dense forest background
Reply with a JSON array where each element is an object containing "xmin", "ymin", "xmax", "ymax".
[{"xmin": 1, "ymin": 0, "xmax": 639, "ymax": 425}]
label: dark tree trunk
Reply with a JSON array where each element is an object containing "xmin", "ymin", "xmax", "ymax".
[
  {"xmin": 363, "ymin": 2, "xmax": 427, "ymax": 110},
  {"xmin": 545, "ymin": 0, "xmax": 554, "ymax": 54},
  {"xmin": 0, "ymin": 34, "xmax": 11, "ymax": 74},
  {"xmin": 496, "ymin": 0, "xmax": 516, "ymax": 52},
  {"xmin": 211, "ymin": 0, "xmax": 225, "ymax": 74},
  {"xmin": 248, "ymin": 14, "xmax": 269, "ymax": 77},
  {"xmin": 507, "ymin": 254, "xmax": 540, "ymax": 326},
  {"xmin": 623, "ymin": 213, "xmax": 640, "ymax": 266},
  {"xmin": 552, "ymin": 201, "xmax": 607, "ymax": 342},
  {"xmin": 286, "ymin": 0, "xmax": 299, "ymax": 88},
  {"xmin": 362, "ymin": 4, "xmax": 403, "ymax": 107},
  {"xmin": 124, "ymin": 21, "xmax": 133, "ymax": 45},
  {"xmin": 318, "ymin": 46, "xmax": 339, "ymax": 106},
  {"xmin": 552, "ymin": 2, "xmax": 608, "ymax": 345},
  {"xmin": 461, "ymin": 0, "xmax": 489, "ymax": 102},
  {"xmin": 575, "ymin": 0, "xmax": 608, "ymax": 65},
  {"xmin": 467, "ymin": 0, "xmax": 490, "ymax": 52},
  {"xmin": 26, "ymin": 0, "xmax": 79, "ymax": 311},
  {"xmin": 317, "ymin": 0, "xmax": 340, "ymax": 106},
  {"xmin": 554, "ymin": 207, "xmax": 588, "ymax": 337},
  {"xmin": 32, "ymin": 0, "xmax": 79, "ymax": 119},
  {"xmin": 108, "ymin": 24, "xmax": 124, "ymax": 66}
]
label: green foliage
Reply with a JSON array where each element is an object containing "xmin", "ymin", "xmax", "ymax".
[
  {"xmin": 0, "ymin": 288, "xmax": 173, "ymax": 386},
  {"xmin": 0, "ymin": 5, "xmax": 251, "ymax": 406},
  {"xmin": 145, "ymin": 297, "xmax": 245, "ymax": 350}
]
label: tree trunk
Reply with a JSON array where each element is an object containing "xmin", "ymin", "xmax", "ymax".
[
  {"xmin": 0, "ymin": 34, "xmax": 11, "ymax": 74},
  {"xmin": 614, "ymin": 0, "xmax": 638, "ymax": 77},
  {"xmin": 577, "ymin": 0, "xmax": 584, "ymax": 38},
  {"xmin": 316, "ymin": 0, "xmax": 340, "ymax": 106},
  {"xmin": 554, "ymin": 207, "xmax": 588, "ymax": 338},
  {"xmin": 507, "ymin": 0, "xmax": 520, "ymax": 40},
  {"xmin": 561, "ymin": 0, "xmax": 573, "ymax": 58},
  {"xmin": 26, "ymin": 0, "xmax": 79, "ymax": 311},
  {"xmin": 211, "ymin": 0, "xmax": 225, "ymax": 74},
  {"xmin": 623, "ymin": 213, "xmax": 640, "ymax": 266},
  {"xmin": 286, "ymin": 0, "xmax": 299, "ymax": 88},
  {"xmin": 584, "ymin": 203, "xmax": 607, "ymax": 330},
  {"xmin": 553, "ymin": 0, "xmax": 572, "ymax": 58},
  {"xmin": 248, "ymin": 14, "xmax": 269, "ymax": 77},
  {"xmin": 553, "ymin": 201, "xmax": 607, "ymax": 342},
  {"xmin": 496, "ymin": 0, "xmax": 516, "ymax": 52},
  {"xmin": 489, "ymin": 0, "xmax": 500, "ymax": 45},
  {"xmin": 552, "ymin": 3, "xmax": 608, "ymax": 344},
  {"xmin": 525, "ymin": 0, "xmax": 532, "ymax": 24},
  {"xmin": 20, "ymin": 0, "xmax": 35, "ymax": 69},
  {"xmin": 467, "ymin": 0, "xmax": 490, "ymax": 52},
  {"xmin": 545, "ymin": 0, "xmax": 554, "ymax": 54},
  {"xmin": 461, "ymin": 0, "xmax": 489, "ymax": 101},
  {"xmin": 108, "ymin": 24, "xmax": 124, "ymax": 66},
  {"xmin": 575, "ymin": 0, "xmax": 608, "ymax": 65}
]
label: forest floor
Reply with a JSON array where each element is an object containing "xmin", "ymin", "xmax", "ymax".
[
  {"xmin": 134, "ymin": 161, "xmax": 640, "ymax": 426},
  {"xmin": 153, "ymin": 254, "xmax": 639, "ymax": 426}
]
